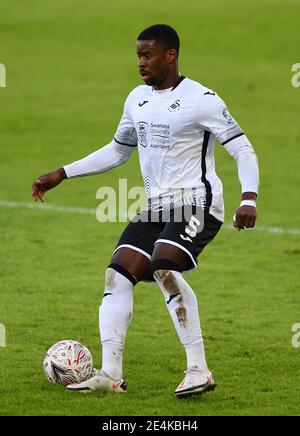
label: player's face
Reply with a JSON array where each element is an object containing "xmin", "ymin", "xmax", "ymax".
[{"xmin": 137, "ymin": 40, "xmax": 171, "ymax": 87}]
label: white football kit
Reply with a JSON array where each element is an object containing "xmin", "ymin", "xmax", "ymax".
[
  {"xmin": 63, "ymin": 76, "xmax": 260, "ymax": 395},
  {"xmin": 64, "ymin": 76, "xmax": 259, "ymax": 223}
]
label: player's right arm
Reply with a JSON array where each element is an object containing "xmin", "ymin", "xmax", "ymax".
[
  {"xmin": 32, "ymin": 93, "xmax": 137, "ymax": 203},
  {"xmin": 31, "ymin": 139, "xmax": 135, "ymax": 202},
  {"xmin": 32, "ymin": 167, "xmax": 67, "ymax": 202}
]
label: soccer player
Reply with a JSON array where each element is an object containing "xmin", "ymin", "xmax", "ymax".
[{"xmin": 32, "ymin": 25, "xmax": 259, "ymax": 398}]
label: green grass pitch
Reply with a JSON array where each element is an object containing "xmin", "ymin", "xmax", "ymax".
[{"xmin": 0, "ymin": 0, "xmax": 300, "ymax": 416}]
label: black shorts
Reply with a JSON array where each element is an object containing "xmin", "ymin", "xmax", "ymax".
[{"xmin": 114, "ymin": 206, "xmax": 222, "ymax": 276}]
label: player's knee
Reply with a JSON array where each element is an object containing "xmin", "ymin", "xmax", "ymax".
[
  {"xmin": 111, "ymin": 248, "xmax": 152, "ymax": 282},
  {"xmin": 151, "ymin": 259, "xmax": 182, "ymax": 295},
  {"xmin": 105, "ymin": 263, "xmax": 137, "ymax": 290},
  {"xmin": 101, "ymin": 265, "xmax": 135, "ymax": 306},
  {"xmin": 151, "ymin": 259, "xmax": 181, "ymax": 276}
]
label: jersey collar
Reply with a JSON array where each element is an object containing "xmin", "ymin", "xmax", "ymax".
[
  {"xmin": 152, "ymin": 75, "xmax": 186, "ymax": 94},
  {"xmin": 171, "ymin": 75, "xmax": 186, "ymax": 91}
]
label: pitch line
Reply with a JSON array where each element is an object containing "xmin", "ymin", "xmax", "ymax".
[
  {"xmin": 0, "ymin": 199, "xmax": 299, "ymax": 236},
  {"xmin": 0, "ymin": 199, "xmax": 95, "ymax": 215}
]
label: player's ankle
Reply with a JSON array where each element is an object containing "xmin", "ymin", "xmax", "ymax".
[{"xmin": 100, "ymin": 368, "xmax": 122, "ymax": 381}]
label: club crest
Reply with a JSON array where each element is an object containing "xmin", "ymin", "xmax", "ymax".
[{"xmin": 168, "ymin": 99, "xmax": 181, "ymax": 112}]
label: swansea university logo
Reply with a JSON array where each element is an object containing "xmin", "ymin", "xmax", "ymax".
[{"xmin": 137, "ymin": 121, "xmax": 149, "ymax": 147}]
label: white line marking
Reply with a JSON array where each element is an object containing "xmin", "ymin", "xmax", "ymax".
[
  {"xmin": 0, "ymin": 199, "xmax": 299, "ymax": 236},
  {"xmin": 223, "ymin": 224, "xmax": 300, "ymax": 236},
  {"xmin": 0, "ymin": 199, "xmax": 95, "ymax": 215}
]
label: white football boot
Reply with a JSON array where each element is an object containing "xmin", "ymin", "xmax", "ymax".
[
  {"xmin": 66, "ymin": 370, "xmax": 127, "ymax": 394},
  {"xmin": 175, "ymin": 367, "xmax": 216, "ymax": 398}
]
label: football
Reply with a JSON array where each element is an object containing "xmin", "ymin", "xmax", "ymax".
[{"xmin": 43, "ymin": 340, "xmax": 93, "ymax": 385}]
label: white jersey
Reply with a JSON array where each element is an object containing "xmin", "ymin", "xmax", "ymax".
[
  {"xmin": 64, "ymin": 77, "xmax": 259, "ymax": 222},
  {"xmin": 114, "ymin": 77, "xmax": 244, "ymax": 222}
]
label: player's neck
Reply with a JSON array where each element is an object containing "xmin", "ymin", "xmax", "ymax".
[{"xmin": 154, "ymin": 71, "xmax": 181, "ymax": 90}]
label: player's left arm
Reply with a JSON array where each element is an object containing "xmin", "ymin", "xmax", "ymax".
[
  {"xmin": 197, "ymin": 91, "xmax": 259, "ymax": 230},
  {"xmin": 223, "ymin": 135, "xmax": 259, "ymax": 230}
]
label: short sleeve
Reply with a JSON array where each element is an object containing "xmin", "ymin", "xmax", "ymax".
[
  {"xmin": 197, "ymin": 93, "xmax": 244, "ymax": 145},
  {"xmin": 114, "ymin": 95, "xmax": 138, "ymax": 147}
]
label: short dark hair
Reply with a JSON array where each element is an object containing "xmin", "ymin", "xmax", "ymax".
[{"xmin": 137, "ymin": 24, "xmax": 180, "ymax": 57}]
